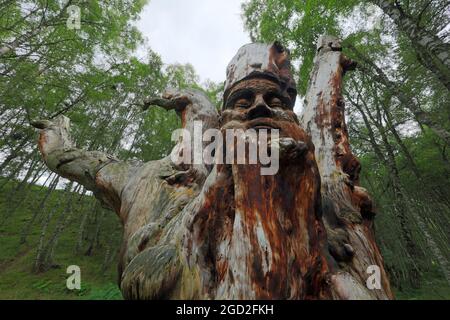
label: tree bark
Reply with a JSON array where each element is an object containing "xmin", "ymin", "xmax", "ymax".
[
  {"xmin": 370, "ymin": 0, "xmax": 450, "ymax": 90},
  {"xmin": 32, "ymin": 40, "xmax": 393, "ymax": 299},
  {"xmin": 301, "ymin": 36, "xmax": 393, "ymax": 299}
]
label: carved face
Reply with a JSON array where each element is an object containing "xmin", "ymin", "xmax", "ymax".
[
  {"xmin": 221, "ymin": 78, "xmax": 299, "ymax": 137},
  {"xmin": 192, "ymin": 79, "xmax": 327, "ymax": 299}
]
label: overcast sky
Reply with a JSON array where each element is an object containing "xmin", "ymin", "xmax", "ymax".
[
  {"xmin": 136, "ymin": 0, "xmax": 250, "ymax": 84},
  {"xmin": 136, "ymin": 0, "xmax": 303, "ymax": 112}
]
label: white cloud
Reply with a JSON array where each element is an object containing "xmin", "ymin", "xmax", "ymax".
[
  {"xmin": 136, "ymin": 0, "xmax": 250, "ymax": 84},
  {"xmin": 136, "ymin": 1, "xmax": 303, "ymax": 113}
]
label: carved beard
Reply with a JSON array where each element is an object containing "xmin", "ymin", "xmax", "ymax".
[{"xmin": 185, "ymin": 122, "xmax": 333, "ymax": 299}]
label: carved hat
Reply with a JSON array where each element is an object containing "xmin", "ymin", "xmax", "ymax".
[{"xmin": 223, "ymin": 41, "xmax": 297, "ymax": 108}]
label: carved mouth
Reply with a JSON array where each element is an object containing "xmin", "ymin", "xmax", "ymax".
[
  {"xmin": 246, "ymin": 118, "xmax": 280, "ymax": 130},
  {"xmin": 252, "ymin": 126, "xmax": 274, "ymax": 130}
]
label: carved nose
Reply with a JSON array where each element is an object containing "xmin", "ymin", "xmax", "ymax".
[{"xmin": 247, "ymin": 97, "xmax": 273, "ymax": 120}]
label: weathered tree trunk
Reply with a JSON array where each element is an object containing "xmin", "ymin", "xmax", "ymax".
[
  {"xmin": 301, "ymin": 36, "xmax": 393, "ymax": 299},
  {"xmin": 32, "ymin": 38, "xmax": 394, "ymax": 299}
]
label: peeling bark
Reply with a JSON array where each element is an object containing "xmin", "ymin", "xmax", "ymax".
[
  {"xmin": 33, "ymin": 40, "xmax": 393, "ymax": 299},
  {"xmin": 301, "ymin": 35, "xmax": 393, "ymax": 299}
]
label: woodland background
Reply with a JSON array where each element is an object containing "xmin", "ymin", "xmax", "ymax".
[{"xmin": 0, "ymin": 0, "xmax": 448, "ymax": 299}]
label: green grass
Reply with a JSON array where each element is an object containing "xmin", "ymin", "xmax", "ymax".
[
  {"xmin": 0, "ymin": 179, "xmax": 123, "ymax": 300},
  {"xmin": 0, "ymin": 179, "xmax": 448, "ymax": 299},
  {"xmin": 394, "ymin": 278, "xmax": 450, "ymax": 300},
  {"xmin": 393, "ymin": 266, "xmax": 450, "ymax": 300}
]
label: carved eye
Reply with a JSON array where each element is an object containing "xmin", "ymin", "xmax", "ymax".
[
  {"xmin": 234, "ymin": 98, "xmax": 252, "ymax": 109},
  {"xmin": 269, "ymin": 97, "xmax": 283, "ymax": 108}
]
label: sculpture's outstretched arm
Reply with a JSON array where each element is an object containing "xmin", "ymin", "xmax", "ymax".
[
  {"xmin": 32, "ymin": 88, "xmax": 219, "ymax": 218},
  {"xmin": 301, "ymin": 35, "xmax": 393, "ymax": 299},
  {"xmin": 143, "ymin": 88, "xmax": 220, "ymax": 183},
  {"xmin": 143, "ymin": 88, "xmax": 219, "ymax": 131},
  {"xmin": 31, "ymin": 116, "xmax": 130, "ymax": 212}
]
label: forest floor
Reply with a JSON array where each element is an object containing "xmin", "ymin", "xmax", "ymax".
[{"xmin": 0, "ymin": 180, "xmax": 448, "ymax": 300}]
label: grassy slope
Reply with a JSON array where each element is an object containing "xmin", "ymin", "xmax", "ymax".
[
  {"xmin": 0, "ymin": 180, "xmax": 448, "ymax": 300},
  {"xmin": 0, "ymin": 180, "xmax": 122, "ymax": 299}
]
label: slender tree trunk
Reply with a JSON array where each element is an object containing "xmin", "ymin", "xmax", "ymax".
[
  {"xmin": 34, "ymin": 182, "xmax": 74, "ymax": 272},
  {"xmin": 380, "ymin": 95, "xmax": 450, "ymax": 206},
  {"xmin": 361, "ymin": 82, "xmax": 424, "ymax": 273},
  {"xmin": 349, "ymin": 75, "xmax": 450, "ymax": 287},
  {"xmin": 0, "ymin": 156, "xmax": 41, "ymax": 224},
  {"xmin": 380, "ymin": 100, "xmax": 421, "ymax": 178},
  {"xmin": 348, "ymin": 44, "xmax": 450, "ymax": 146},
  {"xmin": 1, "ymin": 162, "xmax": 46, "ymax": 224},
  {"xmin": 41, "ymin": 186, "xmax": 85, "ymax": 269},
  {"xmin": 0, "ymin": 151, "xmax": 34, "ymax": 189},
  {"xmin": 366, "ymin": 85, "xmax": 450, "ymax": 281},
  {"xmin": 347, "ymin": 94, "xmax": 386, "ymax": 162},
  {"xmin": 20, "ymin": 175, "xmax": 59, "ymax": 244},
  {"xmin": 101, "ymin": 225, "xmax": 120, "ymax": 273},
  {"xmin": 84, "ymin": 205, "xmax": 104, "ymax": 256},
  {"xmin": 370, "ymin": 0, "xmax": 450, "ymax": 89},
  {"xmin": 0, "ymin": 139, "xmax": 31, "ymax": 174},
  {"xmin": 75, "ymin": 201, "xmax": 94, "ymax": 254},
  {"xmin": 34, "ymin": 205, "xmax": 59, "ymax": 273},
  {"xmin": 410, "ymin": 206, "xmax": 450, "ymax": 285}
]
